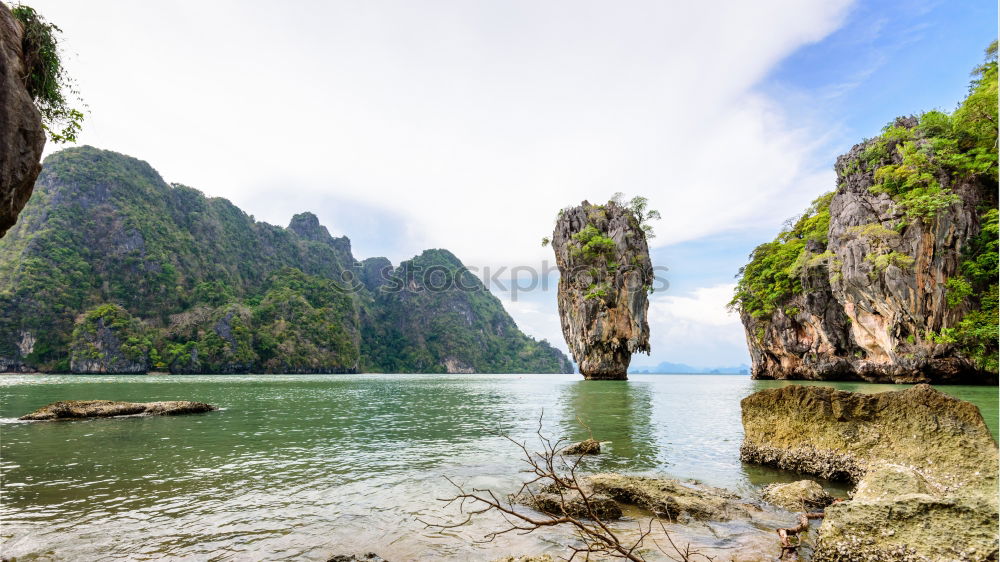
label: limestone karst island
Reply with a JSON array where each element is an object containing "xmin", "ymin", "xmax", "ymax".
[{"xmin": 0, "ymin": 2, "xmax": 996, "ymax": 561}]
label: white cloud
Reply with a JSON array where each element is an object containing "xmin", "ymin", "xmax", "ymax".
[
  {"xmin": 646, "ymin": 284, "xmax": 749, "ymax": 367},
  {"xmin": 37, "ymin": 0, "xmax": 852, "ymax": 268}
]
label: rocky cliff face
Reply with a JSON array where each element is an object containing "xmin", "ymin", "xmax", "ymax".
[
  {"xmin": 69, "ymin": 304, "xmax": 148, "ymax": 373},
  {"xmin": 0, "ymin": 4, "xmax": 46, "ymax": 237},
  {"xmin": 733, "ymin": 51, "xmax": 998, "ymax": 383},
  {"xmin": 551, "ymin": 201, "xmax": 653, "ymax": 379},
  {"xmin": 738, "ymin": 120, "xmax": 996, "ymax": 383},
  {"xmin": 0, "ymin": 146, "xmax": 571, "ymax": 374}
]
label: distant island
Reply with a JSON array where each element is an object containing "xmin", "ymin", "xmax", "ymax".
[
  {"xmin": 0, "ymin": 147, "xmax": 572, "ymax": 375},
  {"xmin": 628, "ymin": 362, "xmax": 750, "ymax": 375}
]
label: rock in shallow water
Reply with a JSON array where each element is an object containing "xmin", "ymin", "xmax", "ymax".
[
  {"xmin": 740, "ymin": 384, "xmax": 999, "ymax": 561},
  {"xmin": 562, "ymin": 439, "xmax": 601, "ymax": 455},
  {"xmin": 761, "ymin": 480, "xmax": 834, "ymax": 511},
  {"xmin": 586, "ymin": 473, "xmax": 761, "ymax": 522},
  {"xmin": 327, "ymin": 554, "xmax": 386, "ymax": 562},
  {"xmin": 19, "ymin": 400, "xmax": 217, "ymax": 420}
]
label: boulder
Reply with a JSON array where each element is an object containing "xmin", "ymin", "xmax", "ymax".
[
  {"xmin": 517, "ymin": 487, "xmax": 623, "ymax": 521},
  {"xmin": 562, "ymin": 439, "xmax": 600, "ymax": 455},
  {"xmin": 586, "ymin": 473, "xmax": 760, "ymax": 522},
  {"xmin": 761, "ymin": 480, "xmax": 834, "ymax": 511},
  {"xmin": 740, "ymin": 384, "xmax": 997, "ymax": 489},
  {"xmin": 19, "ymin": 400, "xmax": 217, "ymax": 420}
]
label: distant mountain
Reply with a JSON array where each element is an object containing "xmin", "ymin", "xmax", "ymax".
[
  {"xmin": 0, "ymin": 147, "xmax": 572, "ymax": 374},
  {"xmin": 628, "ymin": 361, "xmax": 750, "ymax": 374}
]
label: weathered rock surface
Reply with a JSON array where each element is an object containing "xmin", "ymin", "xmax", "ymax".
[
  {"xmin": 761, "ymin": 479, "xmax": 834, "ymax": 511},
  {"xmin": 740, "ymin": 384, "xmax": 997, "ymax": 487},
  {"xmin": 516, "ymin": 485, "xmax": 623, "ymax": 521},
  {"xmin": 19, "ymin": 400, "xmax": 217, "ymax": 420},
  {"xmin": 0, "ymin": 4, "xmax": 46, "ymax": 238},
  {"xmin": 740, "ymin": 119, "xmax": 996, "ymax": 383},
  {"xmin": 741, "ymin": 384, "xmax": 999, "ymax": 560},
  {"xmin": 550, "ymin": 201, "xmax": 653, "ymax": 379},
  {"xmin": 562, "ymin": 438, "xmax": 600, "ymax": 455},
  {"xmin": 586, "ymin": 473, "xmax": 760, "ymax": 522}
]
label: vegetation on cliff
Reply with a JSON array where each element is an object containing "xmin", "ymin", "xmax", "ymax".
[
  {"xmin": 730, "ymin": 42, "xmax": 998, "ymax": 379},
  {"xmin": 0, "ymin": 146, "xmax": 570, "ymax": 374},
  {"xmin": 10, "ymin": 4, "xmax": 83, "ymax": 143}
]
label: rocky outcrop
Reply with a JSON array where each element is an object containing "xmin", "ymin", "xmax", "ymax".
[
  {"xmin": 739, "ymin": 114, "xmax": 997, "ymax": 384},
  {"xmin": 69, "ymin": 304, "xmax": 149, "ymax": 373},
  {"xmin": 19, "ymin": 400, "xmax": 217, "ymax": 420},
  {"xmin": 0, "ymin": 4, "xmax": 45, "ymax": 238},
  {"xmin": 586, "ymin": 473, "xmax": 760, "ymax": 522},
  {"xmin": 741, "ymin": 384, "xmax": 999, "ymax": 560},
  {"xmin": 551, "ymin": 201, "xmax": 653, "ymax": 379}
]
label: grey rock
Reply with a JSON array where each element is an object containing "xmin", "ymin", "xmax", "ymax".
[
  {"xmin": 19, "ymin": 400, "xmax": 217, "ymax": 420},
  {"xmin": 550, "ymin": 201, "xmax": 653, "ymax": 379},
  {"xmin": 0, "ymin": 4, "xmax": 46, "ymax": 237},
  {"xmin": 740, "ymin": 120, "xmax": 996, "ymax": 384},
  {"xmin": 761, "ymin": 480, "xmax": 834, "ymax": 511},
  {"xmin": 741, "ymin": 384, "xmax": 999, "ymax": 560}
]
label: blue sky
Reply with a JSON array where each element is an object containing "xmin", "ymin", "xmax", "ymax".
[{"xmin": 33, "ymin": 0, "xmax": 998, "ymax": 369}]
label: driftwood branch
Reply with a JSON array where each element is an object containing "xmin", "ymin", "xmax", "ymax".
[
  {"xmin": 422, "ymin": 413, "xmax": 714, "ymax": 562},
  {"xmin": 777, "ymin": 512, "xmax": 825, "ymax": 559}
]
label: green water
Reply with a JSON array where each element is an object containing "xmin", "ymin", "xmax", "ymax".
[{"xmin": 0, "ymin": 374, "xmax": 996, "ymax": 560}]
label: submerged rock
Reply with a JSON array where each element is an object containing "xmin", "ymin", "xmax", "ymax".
[
  {"xmin": 562, "ymin": 439, "xmax": 601, "ymax": 455},
  {"xmin": 327, "ymin": 554, "xmax": 386, "ymax": 562},
  {"xmin": 550, "ymin": 200, "xmax": 653, "ymax": 380},
  {"xmin": 740, "ymin": 384, "xmax": 999, "ymax": 561},
  {"xmin": 517, "ymin": 486, "xmax": 623, "ymax": 521},
  {"xmin": 761, "ymin": 480, "xmax": 834, "ymax": 511},
  {"xmin": 19, "ymin": 400, "xmax": 217, "ymax": 420}
]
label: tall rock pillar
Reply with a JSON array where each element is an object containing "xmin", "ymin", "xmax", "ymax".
[{"xmin": 551, "ymin": 200, "xmax": 653, "ymax": 380}]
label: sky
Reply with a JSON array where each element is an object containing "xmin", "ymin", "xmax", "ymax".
[{"xmin": 27, "ymin": 0, "xmax": 998, "ymax": 368}]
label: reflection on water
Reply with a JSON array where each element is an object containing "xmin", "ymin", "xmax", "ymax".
[
  {"xmin": 558, "ymin": 380, "xmax": 657, "ymax": 471},
  {"xmin": 0, "ymin": 374, "xmax": 995, "ymax": 560}
]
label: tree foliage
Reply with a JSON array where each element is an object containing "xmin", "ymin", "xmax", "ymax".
[{"xmin": 11, "ymin": 4, "xmax": 85, "ymax": 143}]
